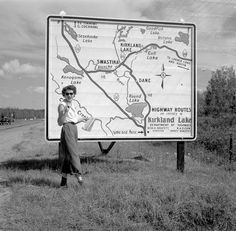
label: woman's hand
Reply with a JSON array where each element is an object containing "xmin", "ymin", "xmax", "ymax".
[
  {"xmin": 65, "ymin": 105, "xmax": 70, "ymax": 113},
  {"xmin": 81, "ymin": 117, "xmax": 89, "ymax": 122}
]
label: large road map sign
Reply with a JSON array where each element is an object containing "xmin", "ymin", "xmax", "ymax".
[{"xmin": 46, "ymin": 16, "xmax": 196, "ymax": 141}]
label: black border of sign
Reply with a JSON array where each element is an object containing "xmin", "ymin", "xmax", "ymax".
[{"xmin": 46, "ymin": 15, "xmax": 196, "ymax": 142}]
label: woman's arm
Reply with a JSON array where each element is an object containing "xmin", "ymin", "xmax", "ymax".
[
  {"xmin": 76, "ymin": 116, "xmax": 88, "ymax": 123},
  {"xmin": 57, "ymin": 104, "xmax": 68, "ymax": 126}
]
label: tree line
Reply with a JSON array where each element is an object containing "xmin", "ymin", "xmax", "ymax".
[
  {"xmin": 198, "ymin": 66, "xmax": 236, "ymax": 118},
  {"xmin": 0, "ymin": 108, "xmax": 44, "ymax": 120},
  {"xmin": 194, "ymin": 66, "xmax": 236, "ymax": 160}
]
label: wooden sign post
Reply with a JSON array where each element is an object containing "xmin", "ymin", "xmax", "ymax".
[
  {"xmin": 177, "ymin": 141, "xmax": 185, "ymax": 173},
  {"xmin": 230, "ymin": 125, "xmax": 236, "ymax": 163}
]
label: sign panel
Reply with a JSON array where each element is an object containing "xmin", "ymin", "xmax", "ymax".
[{"xmin": 46, "ymin": 16, "xmax": 196, "ymax": 141}]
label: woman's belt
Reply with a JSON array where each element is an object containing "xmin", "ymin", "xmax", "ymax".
[{"xmin": 64, "ymin": 122, "xmax": 76, "ymax": 125}]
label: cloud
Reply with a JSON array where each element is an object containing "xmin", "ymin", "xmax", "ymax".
[
  {"xmin": 40, "ymin": 0, "xmax": 146, "ymax": 19},
  {"xmin": 34, "ymin": 86, "xmax": 45, "ymax": 94},
  {"xmin": 0, "ymin": 93, "xmax": 10, "ymax": 99},
  {"xmin": 27, "ymin": 86, "xmax": 45, "ymax": 94},
  {"xmin": 221, "ymin": 12, "xmax": 236, "ymax": 38},
  {"xmin": 0, "ymin": 59, "xmax": 44, "ymax": 78}
]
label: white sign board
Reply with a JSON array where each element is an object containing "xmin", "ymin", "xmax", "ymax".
[{"xmin": 46, "ymin": 16, "xmax": 196, "ymax": 141}]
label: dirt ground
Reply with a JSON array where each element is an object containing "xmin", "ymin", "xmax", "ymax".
[
  {"xmin": 0, "ymin": 120, "xmax": 51, "ymax": 222},
  {"xmin": 0, "ymin": 120, "xmax": 57, "ymax": 163}
]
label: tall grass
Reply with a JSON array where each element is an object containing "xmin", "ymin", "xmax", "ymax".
[
  {"xmin": 1, "ymin": 151, "xmax": 236, "ymax": 231},
  {"xmin": 189, "ymin": 115, "xmax": 236, "ymax": 165}
]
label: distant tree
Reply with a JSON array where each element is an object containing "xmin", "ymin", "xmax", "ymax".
[
  {"xmin": 0, "ymin": 108, "xmax": 45, "ymax": 119},
  {"xmin": 205, "ymin": 66, "xmax": 236, "ymax": 116},
  {"xmin": 197, "ymin": 90, "xmax": 206, "ymax": 116}
]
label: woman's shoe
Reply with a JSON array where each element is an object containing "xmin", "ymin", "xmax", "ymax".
[
  {"xmin": 75, "ymin": 174, "xmax": 83, "ymax": 185},
  {"xmin": 60, "ymin": 176, "xmax": 67, "ymax": 187}
]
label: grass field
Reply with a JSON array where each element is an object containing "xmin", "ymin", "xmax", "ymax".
[{"xmin": 0, "ymin": 121, "xmax": 236, "ymax": 230}]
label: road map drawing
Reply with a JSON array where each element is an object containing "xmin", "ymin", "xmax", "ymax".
[{"xmin": 46, "ymin": 16, "xmax": 196, "ymax": 141}]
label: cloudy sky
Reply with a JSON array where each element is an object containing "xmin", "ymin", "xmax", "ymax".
[{"xmin": 0, "ymin": 0, "xmax": 236, "ymax": 109}]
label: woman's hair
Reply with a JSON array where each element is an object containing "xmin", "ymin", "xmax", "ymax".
[{"xmin": 62, "ymin": 85, "xmax": 77, "ymax": 96}]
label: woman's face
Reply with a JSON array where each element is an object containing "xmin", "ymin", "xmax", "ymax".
[{"xmin": 64, "ymin": 90, "xmax": 74, "ymax": 102}]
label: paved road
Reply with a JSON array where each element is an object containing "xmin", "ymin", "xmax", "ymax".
[
  {"xmin": 0, "ymin": 120, "xmax": 45, "ymax": 163},
  {"xmin": 0, "ymin": 119, "xmax": 42, "ymax": 131}
]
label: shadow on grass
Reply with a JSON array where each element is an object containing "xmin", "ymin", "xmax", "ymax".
[
  {"xmin": 0, "ymin": 156, "xmax": 109, "ymax": 188},
  {"xmin": 0, "ymin": 158, "xmax": 59, "ymax": 171},
  {"xmin": 0, "ymin": 155, "xmax": 125, "ymax": 171},
  {"xmin": 6, "ymin": 175, "xmax": 60, "ymax": 188},
  {"xmin": 0, "ymin": 152, "xmax": 148, "ymax": 172},
  {"xmin": 0, "ymin": 156, "xmax": 142, "ymax": 188}
]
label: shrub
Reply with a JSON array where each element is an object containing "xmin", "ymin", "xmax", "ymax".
[{"xmin": 195, "ymin": 114, "xmax": 236, "ymax": 158}]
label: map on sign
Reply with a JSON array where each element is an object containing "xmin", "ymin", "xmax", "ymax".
[{"xmin": 46, "ymin": 16, "xmax": 196, "ymax": 141}]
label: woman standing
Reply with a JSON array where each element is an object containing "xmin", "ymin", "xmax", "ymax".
[{"xmin": 57, "ymin": 85, "xmax": 87, "ymax": 187}]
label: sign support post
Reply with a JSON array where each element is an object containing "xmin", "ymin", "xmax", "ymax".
[
  {"xmin": 177, "ymin": 141, "xmax": 185, "ymax": 173},
  {"xmin": 229, "ymin": 133, "xmax": 233, "ymax": 164},
  {"xmin": 98, "ymin": 142, "xmax": 116, "ymax": 155}
]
